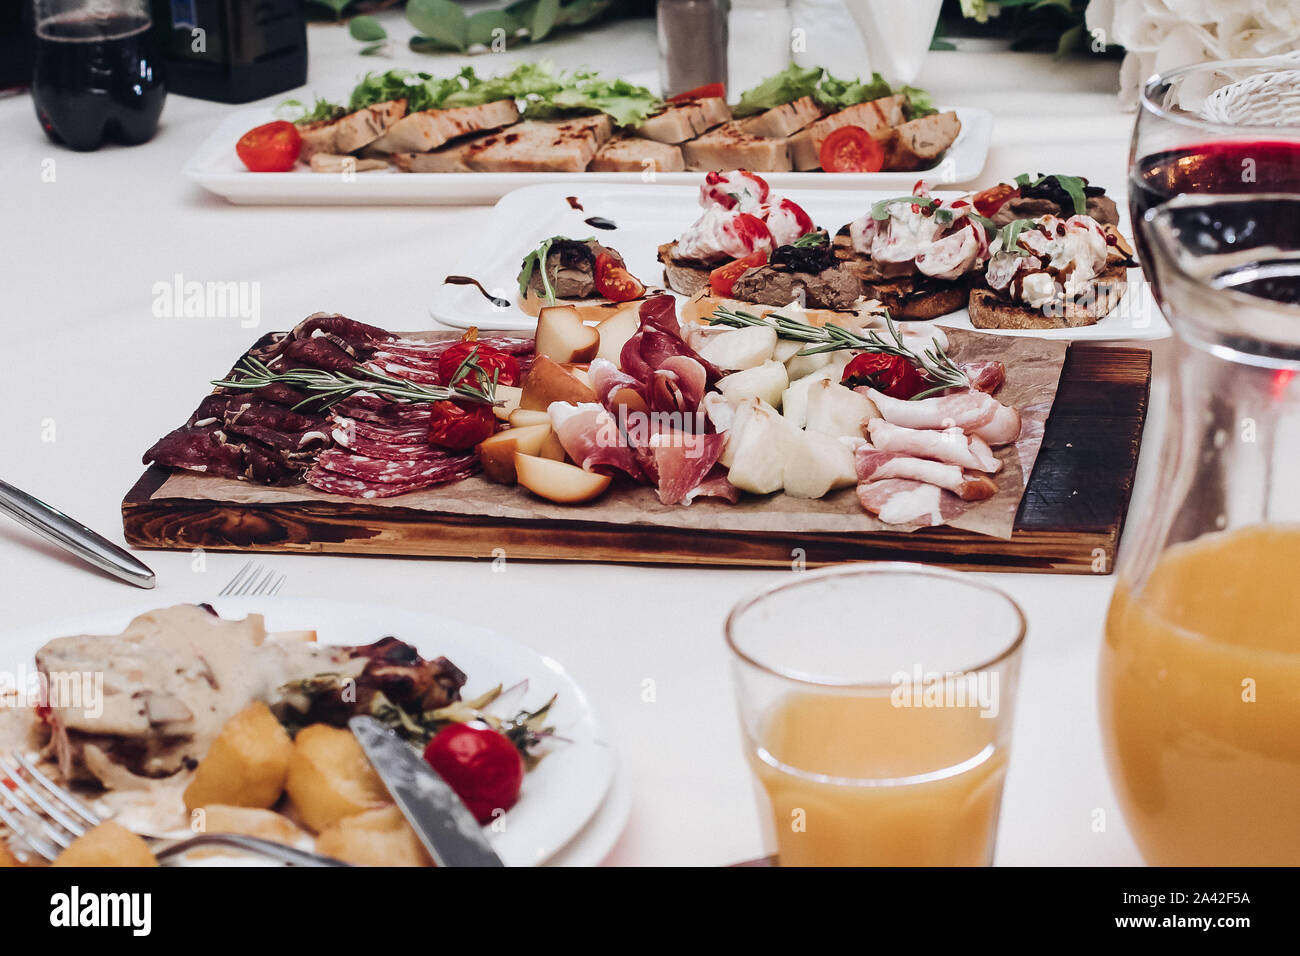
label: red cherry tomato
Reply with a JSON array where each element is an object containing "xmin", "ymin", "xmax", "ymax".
[
  {"xmin": 709, "ymin": 249, "xmax": 769, "ymax": 297},
  {"xmin": 842, "ymin": 353, "xmax": 928, "ymax": 399},
  {"xmin": 973, "ymin": 183, "xmax": 1018, "ymax": 218},
  {"xmin": 437, "ymin": 342, "xmax": 520, "ymax": 388},
  {"xmin": 236, "ymin": 121, "xmax": 302, "ymax": 172},
  {"xmin": 423, "ymin": 723, "xmax": 525, "ymax": 825},
  {"xmin": 593, "ymin": 253, "xmax": 646, "ymax": 302},
  {"xmin": 668, "ymin": 82, "xmax": 725, "ymax": 102},
  {"xmin": 818, "ymin": 125, "xmax": 884, "ymax": 173},
  {"xmin": 427, "ymin": 399, "xmax": 497, "ymax": 450}
]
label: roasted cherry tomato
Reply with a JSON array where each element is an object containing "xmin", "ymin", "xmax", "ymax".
[
  {"xmin": 437, "ymin": 342, "xmax": 520, "ymax": 388},
  {"xmin": 593, "ymin": 253, "xmax": 646, "ymax": 302},
  {"xmin": 236, "ymin": 120, "xmax": 302, "ymax": 172},
  {"xmin": 973, "ymin": 183, "xmax": 1018, "ymax": 218},
  {"xmin": 427, "ymin": 399, "xmax": 497, "ymax": 450},
  {"xmin": 709, "ymin": 249, "xmax": 769, "ymax": 297},
  {"xmin": 733, "ymin": 212, "xmax": 774, "ymax": 253},
  {"xmin": 668, "ymin": 82, "xmax": 725, "ymax": 102},
  {"xmin": 819, "ymin": 125, "xmax": 884, "ymax": 173},
  {"xmin": 842, "ymin": 353, "xmax": 928, "ymax": 399},
  {"xmin": 423, "ymin": 723, "xmax": 525, "ymax": 825}
]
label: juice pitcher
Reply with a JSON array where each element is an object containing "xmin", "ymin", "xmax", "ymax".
[{"xmin": 1102, "ymin": 90, "xmax": 1300, "ymax": 860}]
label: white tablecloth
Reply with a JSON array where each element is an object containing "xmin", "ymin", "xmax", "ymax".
[{"xmin": 0, "ymin": 11, "xmax": 1165, "ymax": 866}]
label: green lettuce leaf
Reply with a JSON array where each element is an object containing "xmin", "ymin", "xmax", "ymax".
[
  {"xmin": 523, "ymin": 72, "xmax": 660, "ymax": 126},
  {"xmin": 814, "ymin": 71, "xmax": 891, "ymax": 111},
  {"xmin": 734, "ymin": 64, "xmax": 824, "ymax": 116}
]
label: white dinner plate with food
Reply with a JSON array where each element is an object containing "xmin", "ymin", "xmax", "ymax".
[
  {"xmin": 0, "ymin": 597, "xmax": 618, "ymax": 867},
  {"xmin": 183, "ymin": 105, "xmax": 991, "ymax": 206},
  {"xmin": 428, "ymin": 183, "xmax": 1169, "ymax": 341}
]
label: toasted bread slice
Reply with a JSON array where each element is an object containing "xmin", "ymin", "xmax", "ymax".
[
  {"xmin": 658, "ymin": 241, "xmax": 712, "ymax": 297},
  {"xmin": 681, "ymin": 122, "xmax": 791, "ymax": 172},
  {"xmin": 787, "ymin": 95, "xmax": 906, "ymax": 171},
  {"xmin": 968, "ymin": 264, "xmax": 1129, "ymax": 330},
  {"xmin": 737, "ymin": 96, "xmax": 823, "ymax": 138},
  {"xmin": 832, "ymin": 229, "xmax": 972, "ymax": 320},
  {"xmin": 297, "ymin": 100, "xmax": 407, "ymax": 161},
  {"xmin": 881, "ymin": 111, "xmax": 962, "ymax": 172},
  {"xmin": 589, "ymin": 135, "xmax": 685, "ymax": 172},
  {"xmin": 635, "ymin": 97, "xmax": 732, "ymax": 144},
  {"xmin": 367, "ymin": 100, "xmax": 520, "ymax": 154}
]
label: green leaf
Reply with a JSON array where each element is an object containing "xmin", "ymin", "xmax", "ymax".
[
  {"xmin": 467, "ymin": 10, "xmax": 520, "ymax": 47},
  {"xmin": 1055, "ymin": 23, "xmax": 1084, "ymax": 58},
  {"xmin": 531, "ymin": 0, "xmax": 561, "ymax": 42},
  {"xmin": 871, "ymin": 195, "xmax": 936, "ymax": 220},
  {"xmin": 407, "ymin": 0, "xmax": 469, "ymax": 53},
  {"xmin": 898, "ymin": 85, "xmax": 937, "ymax": 119},
  {"xmin": 348, "ymin": 15, "xmax": 386, "ymax": 42},
  {"xmin": 734, "ymin": 63, "xmax": 823, "ymax": 116},
  {"xmin": 815, "ymin": 71, "xmax": 891, "ymax": 111},
  {"xmin": 360, "ymin": 41, "xmax": 389, "ymax": 56},
  {"xmin": 409, "ymin": 35, "xmax": 462, "ymax": 54},
  {"xmin": 556, "ymin": 0, "xmax": 610, "ymax": 27},
  {"xmin": 307, "ymin": 0, "xmax": 351, "ymax": 18}
]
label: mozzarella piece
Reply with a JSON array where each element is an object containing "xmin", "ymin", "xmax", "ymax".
[
  {"xmin": 693, "ymin": 325, "xmax": 777, "ymax": 371},
  {"xmin": 725, "ymin": 399, "xmax": 791, "ymax": 495},
  {"xmin": 804, "ymin": 379, "xmax": 880, "ymax": 439},
  {"xmin": 716, "ymin": 360, "xmax": 789, "ymax": 409},
  {"xmin": 780, "ymin": 367, "xmax": 837, "ymax": 428},
  {"xmin": 783, "ymin": 429, "xmax": 858, "ymax": 499}
]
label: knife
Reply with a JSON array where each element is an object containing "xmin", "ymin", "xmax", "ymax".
[
  {"xmin": 349, "ymin": 716, "xmax": 505, "ymax": 867},
  {"xmin": 0, "ymin": 479, "xmax": 156, "ymax": 589}
]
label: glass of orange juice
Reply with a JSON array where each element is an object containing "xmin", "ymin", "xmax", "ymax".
[{"xmin": 726, "ymin": 564, "xmax": 1026, "ymax": 866}]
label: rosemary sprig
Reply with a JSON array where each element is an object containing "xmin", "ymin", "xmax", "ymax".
[
  {"xmin": 706, "ymin": 306, "xmax": 970, "ymax": 400},
  {"xmin": 212, "ymin": 355, "xmax": 497, "ymax": 411}
]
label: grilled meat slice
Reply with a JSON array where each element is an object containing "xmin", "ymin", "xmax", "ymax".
[{"xmin": 367, "ymin": 99, "xmax": 521, "ymax": 154}]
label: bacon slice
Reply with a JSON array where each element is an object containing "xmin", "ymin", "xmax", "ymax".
[
  {"xmin": 857, "ymin": 478, "xmax": 966, "ymax": 526},
  {"xmin": 865, "ymin": 419, "xmax": 1001, "ymax": 473},
  {"xmin": 961, "ymin": 360, "xmax": 1006, "ymax": 394},
  {"xmin": 548, "ymin": 402, "xmax": 644, "ymax": 480},
  {"xmin": 855, "ymin": 448, "xmax": 997, "ymax": 501},
  {"xmin": 864, "ymin": 387, "xmax": 1021, "ymax": 445}
]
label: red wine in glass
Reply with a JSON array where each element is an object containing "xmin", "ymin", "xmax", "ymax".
[{"xmin": 32, "ymin": 10, "xmax": 166, "ymax": 151}]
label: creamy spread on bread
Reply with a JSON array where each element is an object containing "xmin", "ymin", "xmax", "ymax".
[
  {"xmin": 848, "ymin": 186, "xmax": 988, "ymax": 280},
  {"xmin": 984, "ymin": 214, "xmax": 1126, "ymax": 308}
]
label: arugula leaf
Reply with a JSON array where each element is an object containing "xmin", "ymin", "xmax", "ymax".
[
  {"xmin": 518, "ymin": 236, "xmax": 563, "ymax": 304},
  {"xmin": 996, "ymin": 218, "xmax": 1040, "ymax": 255},
  {"xmin": 1016, "ymin": 172, "xmax": 1089, "ymax": 214},
  {"xmin": 792, "ymin": 231, "xmax": 828, "ymax": 248},
  {"xmin": 280, "ymin": 97, "xmax": 345, "ymax": 124},
  {"xmin": 871, "ymin": 195, "xmax": 937, "ymax": 220},
  {"xmin": 734, "ymin": 64, "xmax": 824, "ymax": 117}
]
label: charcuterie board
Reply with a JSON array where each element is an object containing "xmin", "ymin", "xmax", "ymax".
[{"xmin": 122, "ymin": 343, "xmax": 1150, "ymax": 574}]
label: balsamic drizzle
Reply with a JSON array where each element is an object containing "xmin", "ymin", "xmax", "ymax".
[{"xmin": 443, "ymin": 275, "xmax": 510, "ymax": 309}]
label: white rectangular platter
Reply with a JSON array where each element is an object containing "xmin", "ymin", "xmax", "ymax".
[
  {"xmin": 184, "ymin": 106, "xmax": 992, "ymax": 206},
  {"xmin": 428, "ymin": 183, "xmax": 1170, "ymax": 342}
]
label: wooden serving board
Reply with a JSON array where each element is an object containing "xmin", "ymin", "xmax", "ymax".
[{"xmin": 122, "ymin": 344, "xmax": 1151, "ymax": 574}]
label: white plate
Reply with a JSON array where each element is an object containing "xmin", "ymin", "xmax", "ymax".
[
  {"xmin": 0, "ymin": 597, "xmax": 618, "ymax": 867},
  {"xmin": 183, "ymin": 106, "xmax": 991, "ymax": 206},
  {"xmin": 429, "ymin": 183, "xmax": 1170, "ymax": 342}
]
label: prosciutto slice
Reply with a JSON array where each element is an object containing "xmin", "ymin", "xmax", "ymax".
[
  {"xmin": 650, "ymin": 356, "xmax": 709, "ymax": 413},
  {"xmin": 681, "ymin": 468, "xmax": 741, "ymax": 505},
  {"xmin": 865, "ymin": 420, "xmax": 1001, "ymax": 473},
  {"xmin": 857, "ymin": 478, "xmax": 966, "ymax": 527},
  {"xmin": 588, "ymin": 358, "xmax": 647, "ymax": 413},
  {"xmin": 548, "ymin": 402, "xmax": 644, "ymax": 480},
  {"xmin": 864, "ymin": 387, "xmax": 1021, "ymax": 445},
  {"xmin": 855, "ymin": 448, "xmax": 997, "ymax": 501},
  {"xmin": 647, "ymin": 431, "xmax": 726, "ymax": 505}
]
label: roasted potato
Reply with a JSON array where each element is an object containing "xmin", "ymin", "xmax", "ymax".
[
  {"xmin": 183, "ymin": 701, "xmax": 293, "ymax": 812},
  {"xmin": 192, "ymin": 804, "xmax": 307, "ymax": 845},
  {"xmin": 285, "ymin": 724, "xmax": 389, "ymax": 833},
  {"xmin": 315, "ymin": 805, "xmax": 431, "ymax": 867},
  {"xmin": 51, "ymin": 822, "xmax": 157, "ymax": 867}
]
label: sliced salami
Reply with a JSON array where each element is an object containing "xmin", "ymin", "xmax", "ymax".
[
  {"xmin": 330, "ymin": 429, "xmax": 445, "ymax": 462},
  {"xmin": 329, "ymin": 414, "xmax": 429, "ymax": 445},
  {"xmin": 333, "ymin": 395, "xmax": 436, "ymax": 425},
  {"xmin": 315, "ymin": 448, "xmax": 476, "ymax": 484}
]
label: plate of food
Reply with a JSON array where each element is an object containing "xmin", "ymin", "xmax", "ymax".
[
  {"xmin": 0, "ymin": 598, "xmax": 618, "ymax": 867},
  {"xmin": 184, "ymin": 63, "xmax": 991, "ymax": 205},
  {"xmin": 429, "ymin": 171, "xmax": 1167, "ymax": 340}
]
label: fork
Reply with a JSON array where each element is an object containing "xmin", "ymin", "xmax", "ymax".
[
  {"xmin": 218, "ymin": 561, "xmax": 286, "ymax": 597},
  {"xmin": 0, "ymin": 751, "xmax": 348, "ymax": 866}
]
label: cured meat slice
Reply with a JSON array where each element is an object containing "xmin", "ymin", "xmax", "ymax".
[
  {"xmin": 143, "ymin": 425, "xmax": 245, "ymax": 479},
  {"xmin": 330, "ymin": 427, "xmax": 443, "ymax": 462},
  {"xmin": 363, "ymin": 359, "xmax": 443, "ymax": 386},
  {"xmin": 190, "ymin": 394, "xmax": 326, "ymax": 433},
  {"xmin": 855, "ymin": 448, "xmax": 997, "ymax": 501},
  {"xmin": 304, "ymin": 467, "xmax": 459, "ymax": 500},
  {"xmin": 329, "ymin": 414, "xmax": 429, "ymax": 445},
  {"xmin": 548, "ymin": 402, "xmax": 644, "ymax": 480},
  {"xmin": 650, "ymin": 356, "xmax": 708, "ymax": 413},
  {"xmin": 648, "ymin": 430, "xmax": 726, "ymax": 505},
  {"xmin": 857, "ymin": 478, "xmax": 966, "ymax": 526},
  {"xmin": 588, "ymin": 358, "xmax": 647, "ymax": 412},
  {"xmin": 864, "ymin": 387, "xmax": 1021, "ymax": 445},
  {"xmin": 277, "ymin": 336, "xmax": 360, "ymax": 373},
  {"xmin": 681, "ymin": 468, "xmax": 741, "ymax": 505},
  {"xmin": 333, "ymin": 395, "xmax": 435, "ymax": 426},
  {"xmin": 314, "ymin": 448, "xmax": 476, "ymax": 484},
  {"xmin": 865, "ymin": 419, "xmax": 1001, "ymax": 473},
  {"xmin": 287, "ymin": 313, "xmax": 392, "ymax": 349},
  {"xmin": 961, "ymin": 360, "xmax": 1006, "ymax": 394}
]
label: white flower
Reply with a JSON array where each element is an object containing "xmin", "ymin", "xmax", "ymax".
[{"xmin": 1087, "ymin": 0, "xmax": 1300, "ymax": 107}]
